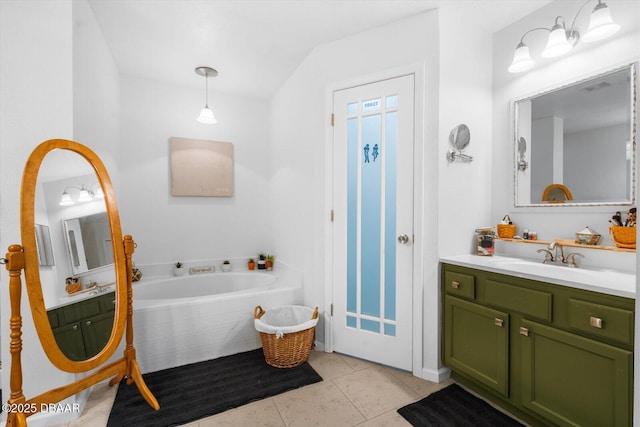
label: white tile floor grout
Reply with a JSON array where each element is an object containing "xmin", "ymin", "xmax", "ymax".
[{"xmin": 52, "ymin": 350, "xmax": 455, "ymax": 427}]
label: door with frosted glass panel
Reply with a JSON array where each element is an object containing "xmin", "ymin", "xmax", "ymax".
[{"xmin": 332, "ymin": 75, "xmax": 414, "ymax": 370}]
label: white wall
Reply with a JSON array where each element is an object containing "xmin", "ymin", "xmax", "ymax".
[
  {"xmin": 270, "ymin": 9, "xmax": 493, "ymax": 380},
  {"xmin": 492, "ymin": 0, "xmax": 640, "ymax": 246},
  {"xmin": 117, "ymin": 76, "xmax": 272, "ymax": 265},
  {"xmin": 565, "ymin": 124, "xmax": 629, "ymax": 201},
  {"xmin": 0, "ymin": 0, "xmax": 121, "ymax": 424},
  {"xmin": 0, "ymin": 0, "xmax": 75, "ymax": 421}
]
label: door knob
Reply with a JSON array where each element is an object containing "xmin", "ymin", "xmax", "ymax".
[{"xmin": 397, "ymin": 234, "xmax": 410, "ymax": 244}]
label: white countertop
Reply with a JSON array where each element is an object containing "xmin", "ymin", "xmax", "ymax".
[{"xmin": 440, "ymin": 254, "xmax": 636, "ymax": 299}]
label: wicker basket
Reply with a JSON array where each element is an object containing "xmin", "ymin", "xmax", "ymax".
[
  {"xmin": 609, "ymin": 226, "xmax": 636, "ymax": 249},
  {"xmin": 497, "ymin": 215, "xmax": 516, "ymax": 239},
  {"xmin": 254, "ymin": 305, "xmax": 319, "ymax": 368}
]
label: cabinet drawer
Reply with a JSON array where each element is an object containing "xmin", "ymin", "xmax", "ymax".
[
  {"xmin": 59, "ymin": 298, "xmax": 101, "ymax": 325},
  {"xmin": 444, "ymin": 271, "xmax": 475, "ymax": 300},
  {"xmin": 98, "ymin": 292, "xmax": 116, "ymax": 312},
  {"xmin": 569, "ymin": 299, "xmax": 634, "ymax": 346},
  {"xmin": 485, "ymin": 279, "xmax": 552, "ymax": 322}
]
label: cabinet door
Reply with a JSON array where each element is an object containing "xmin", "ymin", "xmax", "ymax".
[
  {"xmin": 53, "ymin": 322, "xmax": 87, "ymax": 361},
  {"xmin": 520, "ymin": 319, "xmax": 632, "ymax": 427},
  {"xmin": 80, "ymin": 312, "xmax": 115, "ymax": 358},
  {"xmin": 444, "ymin": 296, "xmax": 509, "ymax": 396}
]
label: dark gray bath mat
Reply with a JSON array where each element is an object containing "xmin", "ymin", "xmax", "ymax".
[
  {"xmin": 397, "ymin": 384, "xmax": 525, "ymax": 427},
  {"xmin": 107, "ymin": 348, "xmax": 322, "ymax": 427}
]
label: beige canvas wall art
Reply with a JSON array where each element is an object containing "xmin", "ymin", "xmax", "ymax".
[{"xmin": 170, "ymin": 137, "xmax": 234, "ymax": 197}]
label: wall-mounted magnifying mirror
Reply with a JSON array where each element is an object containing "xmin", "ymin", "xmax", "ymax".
[
  {"xmin": 446, "ymin": 123, "xmax": 474, "ymax": 162},
  {"xmin": 4, "ymin": 139, "xmax": 158, "ymax": 425},
  {"xmin": 514, "ymin": 62, "xmax": 636, "ymax": 207}
]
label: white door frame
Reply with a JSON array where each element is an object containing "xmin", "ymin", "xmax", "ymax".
[{"xmin": 324, "ymin": 63, "xmax": 425, "ymax": 377}]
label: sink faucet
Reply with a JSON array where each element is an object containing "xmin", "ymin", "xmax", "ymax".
[
  {"xmin": 536, "ymin": 248, "xmax": 555, "ymax": 263},
  {"xmin": 565, "ymin": 253, "xmax": 585, "ymax": 268},
  {"xmin": 548, "ymin": 241, "xmax": 566, "ymax": 263}
]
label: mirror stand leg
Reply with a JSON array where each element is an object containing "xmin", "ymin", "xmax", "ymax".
[{"xmin": 5, "ymin": 245, "xmax": 27, "ymax": 427}]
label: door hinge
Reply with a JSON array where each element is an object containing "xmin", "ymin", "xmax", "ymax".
[
  {"xmin": 330, "ymin": 209, "xmax": 334, "ymax": 222},
  {"xmin": 331, "ymin": 113, "xmax": 334, "ymax": 127},
  {"xmin": 331, "ymin": 303, "xmax": 334, "ymax": 316}
]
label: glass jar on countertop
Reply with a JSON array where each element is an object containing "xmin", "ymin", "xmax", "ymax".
[{"xmin": 475, "ymin": 227, "xmax": 495, "ymax": 256}]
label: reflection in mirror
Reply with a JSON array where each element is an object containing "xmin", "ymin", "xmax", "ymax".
[
  {"xmin": 514, "ymin": 63, "xmax": 636, "ymax": 206},
  {"xmin": 35, "ymin": 224, "xmax": 55, "ymax": 266},
  {"xmin": 64, "ymin": 212, "xmax": 113, "ymax": 274},
  {"xmin": 36, "ymin": 148, "xmax": 116, "ymax": 361}
]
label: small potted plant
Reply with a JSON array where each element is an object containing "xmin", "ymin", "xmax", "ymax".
[
  {"xmin": 221, "ymin": 259, "xmax": 232, "ymax": 272},
  {"xmin": 257, "ymin": 253, "xmax": 267, "ymax": 270},
  {"xmin": 247, "ymin": 258, "xmax": 256, "ymax": 271},
  {"xmin": 173, "ymin": 261, "xmax": 187, "ymax": 276},
  {"xmin": 266, "ymin": 254, "xmax": 276, "ymax": 271}
]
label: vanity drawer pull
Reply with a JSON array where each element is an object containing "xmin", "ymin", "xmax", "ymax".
[
  {"xmin": 494, "ymin": 318, "xmax": 504, "ymax": 328},
  {"xmin": 72, "ymin": 325, "xmax": 78, "ymax": 331},
  {"xmin": 589, "ymin": 316, "xmax": 603, "ymax": 329},
  {"xmin": 86, "ymin": 320, "xmax": 92, "ymax": 326},
  {"xmin": 451, "ymin": 281, "xmax": 460, "ymax": 289},
  {"xmin": 519, "ymin": 327, "xmax": 529, "ymax": 337}
]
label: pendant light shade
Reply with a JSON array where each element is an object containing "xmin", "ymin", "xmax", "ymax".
[
  {"xmin": 195, "ymin": 66, "xmax": 218, "ymax": 124},
  {"xmin": 541, "ymin": 24, "xmax": 573, "ymax": 58},
  {"xmin": 582, "ymin": 1, "xmax": 620, "ymax": 42},
  {"xmin": 59, "ymin": 191, "xmax": 73, "ymax": 206},
  {"xmin": 197, "ymin": 106, "xmax": 217, "ymax": 124},
  {"xmin": 508, "ymin": 42, "xmax": 535, "ymax": 73}
]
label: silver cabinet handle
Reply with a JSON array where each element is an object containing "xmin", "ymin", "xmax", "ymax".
[
  {"xmin": 590, "ymin": 316, "xmax": 603, "ymax": 329},
  {"xmin": 397, "ymin": 234, "xmax": 410, "ymax": 244},
  {"xmin": 519, "ymin": 327, "xmax": 529, "ymax": 337},
  {"xmin": 72, "ymin": 325, "xmax": 78, "ymax": 331},
  {"xmin": 495, "ymin": 318, "xmax": 504, "ymax": 327},
  {"xmin": 451, "ymin": 281, "xmax": 460, "ymax": 289},
  {"xmin": 85, "ymin": 320, "xmax": 92, "ymax": 326}
]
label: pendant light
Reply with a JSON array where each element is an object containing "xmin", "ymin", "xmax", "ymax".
[
  {"xmin": 195, "ymin": 66, "xmax": 218, "ymax": 124},
  {"xmin": 508, "ymin": 0, "xmax": 621, "ymax": 73}
]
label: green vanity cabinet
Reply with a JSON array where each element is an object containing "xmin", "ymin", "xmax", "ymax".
[
  {"xmin": 48, "ymin": 291, "xmax": 116, "ymax": 361},
  {"xmin": 443, "ymin": 296, "xmax": 510, "ymax": 396},
  {"xmin": 441, "ymin": 263, "xmax": 634, "ymax": 427}
]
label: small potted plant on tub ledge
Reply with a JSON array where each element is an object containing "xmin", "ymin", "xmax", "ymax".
[
  {"xmin": 266, "ymin": 254, "xmax": 276, "ymax": 271},
  {"xmin": 257, "ymin": 253, "xmax": 267, "ymax": 270},
  {"xmin": 173, "ymin": 261, "xmax": 187, "ymax": 276},
  {"xmin": 221, "ymin": 259, "xmax": 232, "ymax": 272},
  {"xmin": 247, "ymin": 258, "xmax": 256, "ymax": 271}
]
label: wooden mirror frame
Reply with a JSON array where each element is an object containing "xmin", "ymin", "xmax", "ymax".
[
  {"xmin": 541, "ymin": 183, "xmax": 574, "ymax": 203},
  {"xmin": 4, "ymin": 139, "xmax": 158, "ymax": 426}
]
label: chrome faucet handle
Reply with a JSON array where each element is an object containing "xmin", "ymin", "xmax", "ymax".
[
  {"xmin": 565, "ymin": 253, "xmax": 584, "ymax": 268},
  {"xmin": 536, "ymin": 248, "xmax": 555, "ymax": 263}
]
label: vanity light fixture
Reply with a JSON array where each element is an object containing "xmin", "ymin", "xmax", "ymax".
[
  {"xmin": 58, "ymin": 184, "xmax": 102, "ymax": 206},
  {"xmin": 195, "ymin": 66, "xmax": 218, "ymax": 124},
  {"xmin": 508, "ymin": 0, "xmax": 620, "ymax": 73}
]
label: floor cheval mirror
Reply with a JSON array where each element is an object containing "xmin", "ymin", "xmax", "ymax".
[{"xmin": 3, "ymin": 139, "xmax": 159, "ymax": 426}]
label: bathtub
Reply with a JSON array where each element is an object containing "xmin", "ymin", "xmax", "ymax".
[{"xmin": 132, "ymin": 264, "xmax": 302, "ymax": 373}]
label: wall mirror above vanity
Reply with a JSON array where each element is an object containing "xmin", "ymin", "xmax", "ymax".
[{"xmin": 514, "ymin": 62, "xmax": 637, "ymax": 207}]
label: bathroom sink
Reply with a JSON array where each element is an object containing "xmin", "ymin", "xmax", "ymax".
[{"xmin": 440, "ymin": 254, "xmax": 635, "ymax": 299}]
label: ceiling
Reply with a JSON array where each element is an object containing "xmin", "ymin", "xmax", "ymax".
[{"xmin": 87, "ymin": 0, "xmax": 552, "ymax": 99}]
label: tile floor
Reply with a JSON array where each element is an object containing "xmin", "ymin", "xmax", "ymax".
[{"xmin": 54, "ymin": 350, "xmax": 455, "ymax": 427}]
